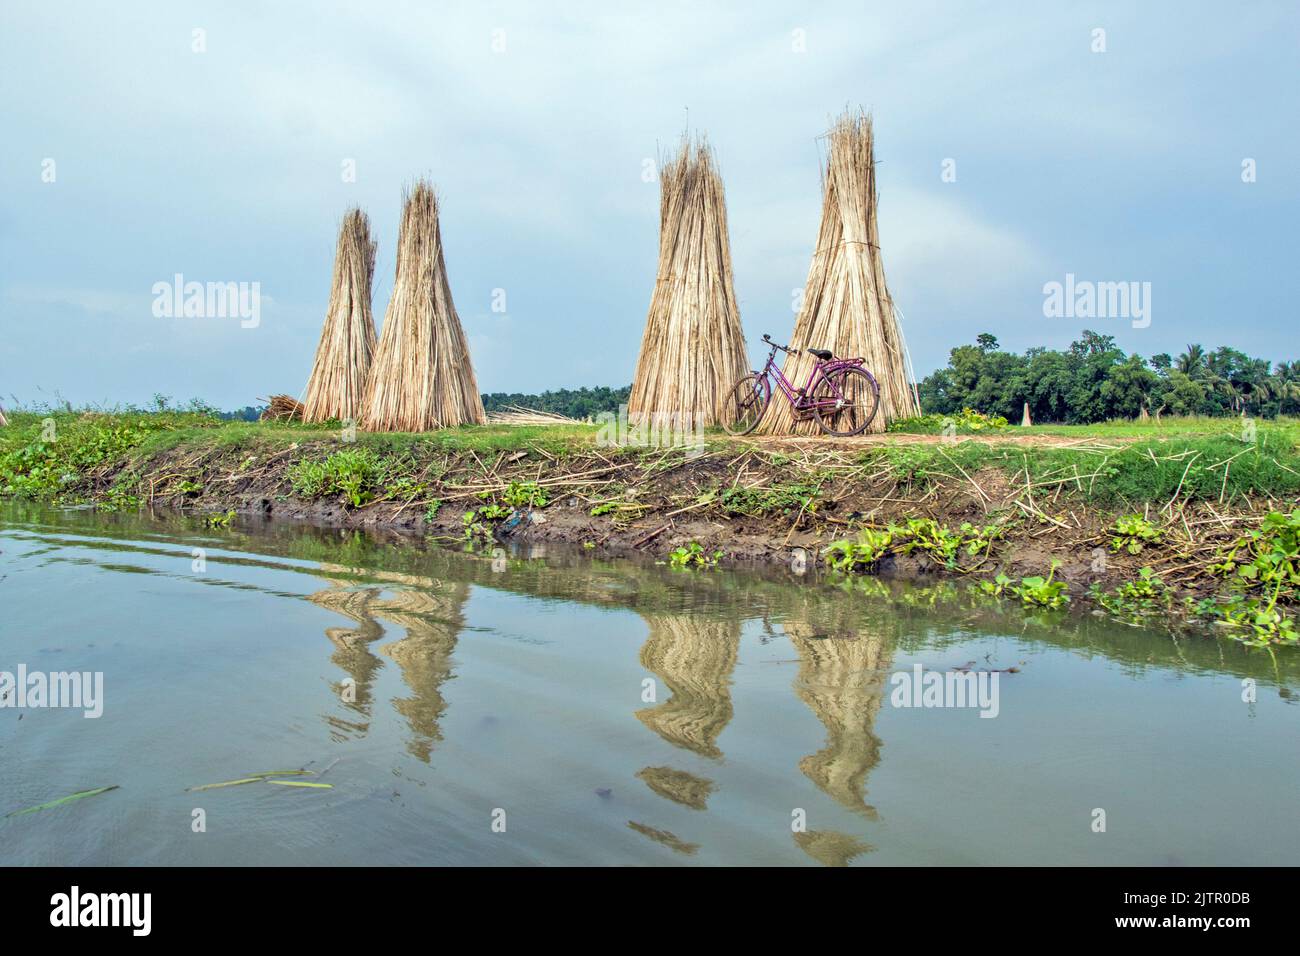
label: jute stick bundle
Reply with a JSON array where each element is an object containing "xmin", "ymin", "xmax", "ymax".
[
  {"xmin": 758, "ymin": 111, "xmax": 919, "ymax": 434},
  {"xmin": 628, "ymin": 135, "xmax": 748, "ymax": 427},
  {"xmin": 259, "ymin": 394, "xmax": 304, "ymax": 421},
  {"xmin": 363, "ymin": 181, "xmax": 485, "ymax": 431},
  {"xmin": 303, "ymin": 209, "xmax": 377, "ymax": 424}
]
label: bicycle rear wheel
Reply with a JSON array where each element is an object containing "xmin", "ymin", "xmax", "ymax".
[
  {"xmin": 811, "ymin": 367, "xmax": 880, "ymax": 436},
  {"xmin": 718, "ymin": 373, "xmax": 770, "ymax": 436}
]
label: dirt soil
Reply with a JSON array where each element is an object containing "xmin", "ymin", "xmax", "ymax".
[{"xmin": 73, "ymin": 432, "xmax": 1279, "ymax": 612}]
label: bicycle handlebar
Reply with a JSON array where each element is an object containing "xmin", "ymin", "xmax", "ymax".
[{"xmin": 761, "ymin": 333, "xmax": 797, "ymax": 355}]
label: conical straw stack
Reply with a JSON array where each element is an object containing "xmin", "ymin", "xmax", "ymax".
[
  {"xmin": 363, "ymin": 181, "xmax": 485, "ymax": 431},
  {"xmin": 628, "ymin": 135, "xmax": 748, "ymax": 427},
  {"xmin": 758, "ymin": 112, "xmax": 919, "ymax": 434},
  {"xmin": 303, "ymin": 208, "xmax": 377, "ymax": 423}
]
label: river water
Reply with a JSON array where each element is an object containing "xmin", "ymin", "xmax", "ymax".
[{"xmin": 1, "ymin": 504, "xmax": 1296, "ymax": 866}]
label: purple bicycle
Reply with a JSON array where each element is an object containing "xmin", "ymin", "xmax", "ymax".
[{"xmin": 719, "ymin": 334, "xmax": 881, "ymax": 437}]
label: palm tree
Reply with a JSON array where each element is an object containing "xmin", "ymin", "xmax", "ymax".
[
  {"xmin": 1176, "ymin": 344, "xmax": 1206, "ymax": 377},
  {"xmin": 1237, "ymin": 358, "xmax": 1273, "ymax": 413},
  {"xmin": 1267, "ymin": 362, "xmax": 1300, "ymax": 415}
]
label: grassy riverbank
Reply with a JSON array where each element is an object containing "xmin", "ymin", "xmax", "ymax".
[{"xmin": 3, "ymin": 410, "xmax": 1300, "ymax": 645}]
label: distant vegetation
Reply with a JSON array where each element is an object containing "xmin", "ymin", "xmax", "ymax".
[
  {"xmin": 919, "ymin": 330, "xmax": 1300, "ymax": 424},
  {"xmin": 480, "ymin": 385, "xmax": 630, "ymax": 420},
  {"xmin": 11, "ymin": 326, "xmax": 1300, "ymax": 432}
]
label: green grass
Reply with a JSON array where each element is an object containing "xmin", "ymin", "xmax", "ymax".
[
  {"xmin": 134, "ymin": 419, "xmax": 604, "ymax": 458},
  {"xmin": 0, "ymin": 410, "xmax": 220, "ymax": 501},
  {"xmin": 1018, "ymin": 416, "xmax": 1300, "ymax": 440},
  {"xmin": 862, "ymin": 424, "xmax": 1300, "ymax": 504},
  {"xmin": 4, "ymin": 411, "xmax": 1300, "ymax": 510}
]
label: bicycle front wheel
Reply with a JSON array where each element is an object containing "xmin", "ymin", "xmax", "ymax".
[
  {"xmin": 811, "ymin": 367, "xmax": 880, "ymax": 437},
  {"xmin": 718, "ymin": 373, "xmax": 770, "ymax": 436}
]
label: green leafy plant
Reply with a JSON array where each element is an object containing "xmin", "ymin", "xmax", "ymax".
[
  {"xmin": 825, "ymin": 528, "xmax": 895, "ymax": 572},
  {"xmin": 462, "ymin": 504, "xmax": 510, "ymax": 542},
  {"xmin": 423, "ymin": 500, "xmax": 442, "ymax": 524},
  {"xmin": 1008, "ymin": 560, "xmax": 1070, "ymax": 608},
  {"xmin": 1201, "ymin": 594, "xmax": 1299, "ymax": 645},
  {"xmin": 667, "ymin": 541, "xmax": 721, "ymax": 569},
  {"xmin": 719, "ymin": 482, "xmax": 820, "ymax": 517},
  {"xmin": 826, "ymin": 519, "xmax": 1005, "ymax": 574},
  {"xmin": 502, "ymin": 480, "xmax": 549, "ymax": 508},
  {"xmin": 288, "ymin": 448, "xmax": 389, "ymax": 507},
  {"xmin": 1202, "ymin": 510, "xmax": 1300, "ymax": 644},
  {"xmin": 1091, "ymin": 567, "xmax": 1172, "ymax": 622},
  {"xmin": 386, "ymin": 475, "xmax": 428, "ymax": 502},
  {"xmin": 959, "ymin": 522, "xmax": 1004, "ymax": 559},
  {"xmin": 206, "ymin": 509, "xmax": 236, "ymax": 528},
  {"xmin": 978, "ymin": 572, "xmax": 1013, "ymax": 597},
  {"xmin": 1110, "ymin": 514, "xmax": 1163, "ymax": 554},
  {"xmin": 895, "ymin": 517, "xmax": 964, "ymax": 566}
]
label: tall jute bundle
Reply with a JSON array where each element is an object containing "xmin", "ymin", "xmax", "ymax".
[
  {"xmin": 363, "ymin": 181, "xmax": 485, "ymax": 431},
  {"xmin": 758, "ymin": 112, "xmax": 919, "ymax": 434},
  {"xmin": 303, "ymin": 209, "xmax": 377, "ymax": 423},
  {"xmin": 628, "ymin": 136, "xmax": 748, "ymax": 426}
]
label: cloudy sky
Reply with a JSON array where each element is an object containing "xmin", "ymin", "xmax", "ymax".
[{"xmin": 1, "ymin": 1, "xmax": 1296, "ymax": 409}]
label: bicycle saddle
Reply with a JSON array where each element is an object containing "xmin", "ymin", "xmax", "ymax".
[{"xmin": 807, "ymin": 348, "xmax": 833, "ymax": 360}]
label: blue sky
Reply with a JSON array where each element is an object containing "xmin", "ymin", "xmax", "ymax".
[{"xmin": 1, "ymin": 1, "xmax": 1296, "ymax": 409}]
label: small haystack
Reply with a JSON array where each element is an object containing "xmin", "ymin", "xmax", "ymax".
[
  {"xmin": 757, "ymin": 111, "xmax": 919, "ymax": 434},
  {"xmin": 259, "ymin": 394, "xmax": 304, "ymax": 421},
  {"xmin": 628, "ymin": 135, "xmax": 748, "ymax": 427},
  {"xmin": 485, "ymin": 405, "xmax": 581, "ymax": 426},
  {"xmin": 363, "ymin": 181, "xmax": 485, "ymax": 431},
  {"xmin": 303, "ymin": 209, "xmax": 377, "ymax": 423}
]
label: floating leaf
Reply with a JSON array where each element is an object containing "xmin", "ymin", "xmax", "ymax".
[
  {"xmin": 7, "ymin": 785, "xmax": 119, "ymax": 817},
  {"xmin": 185, "ymin": 777, "xmax": 263, "ymax": 792},
  {"xmin": 265, "ymin": 780, "xmax": 333, "ymax": 789}
]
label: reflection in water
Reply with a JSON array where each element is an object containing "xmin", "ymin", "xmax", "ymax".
[
  {"xmin": 794, "ymin": 830, "xmax": 875, "ymax": 867},
  {"xmin": 4, "ymin": 505, "xmax": 1297, "ymax": 867},
  {"xmin": 307, "ymin": 583, "xmax": 385, "ymax": 740},
  {"xmin": 306, "ymin": 564, "xmax": 470, "ymax": 759},
  {"xmin": 634, "ymin": 613, "xmax": 740, "ymax": 759},
  {"xmin": 375, "ymin": 585, "xmax": 467, "ymax": 763},
  {"xmin": 632, "ymin": 612, "xmax": 738, "ymax": 839},
  {"xmin": 783, "ymin": 595, "xmax": 891, "ymax": 819},
  {"xmin": 636, "ymin": 765, "xmax": 715, "ymax": 810},
  {"xmin": 312, "ymin": 563, "xmax": 469, "ymax": 763},
  {"xmin": 627, "ymin": 820, "xmax": 699, "ymax": 855}
]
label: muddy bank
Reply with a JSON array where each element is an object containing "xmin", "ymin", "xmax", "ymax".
[{"xmin": 70, "ymin": 433, "xmax": 1291, "ymax": 613}]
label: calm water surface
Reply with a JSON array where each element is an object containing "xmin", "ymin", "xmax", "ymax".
[{"xmin": 1, "ymin": 504, "xmax": 1296, "ymax": 866}]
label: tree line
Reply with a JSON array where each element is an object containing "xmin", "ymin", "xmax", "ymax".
[
  {"xmin": 480, "ymin": 385, "xmax": 631, "ymax": 419},
  {"xmin": 918, "ymin": 331, "xmax": 1300, "ymax": 423}
]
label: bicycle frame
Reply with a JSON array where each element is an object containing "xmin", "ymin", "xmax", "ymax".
[{"xmin": 757, "ymin": 346, "xmax": 866, "ymax": 415}]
